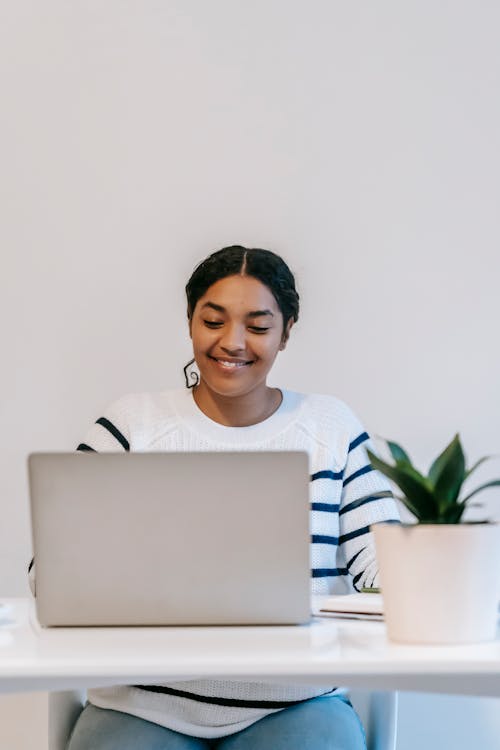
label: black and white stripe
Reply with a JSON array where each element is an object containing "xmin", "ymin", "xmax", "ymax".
[{"xmin": 132, "ymin": 685, "xmax": 338, "ymax": 708}]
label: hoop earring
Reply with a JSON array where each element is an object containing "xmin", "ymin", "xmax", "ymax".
[{"xmin": 183, "ymin": 358, "xmax": 200, "ymax": 389}]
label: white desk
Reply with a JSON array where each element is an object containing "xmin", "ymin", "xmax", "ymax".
[{"xmin": 1, "ymin": 599, "xmax": 499, "ymax": 698}]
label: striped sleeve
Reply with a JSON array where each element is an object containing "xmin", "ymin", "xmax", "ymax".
[
  {"xmin": 339, "ymin": 424, "xmax": 400, "ymax": 591},
  {"xmin": 28, "ymin": 556, "xmax": 36, "ymax": 596},
  {"xmin": 29, "ymin": 396, "xmax": 133, "ymax": 596},
  {"xmin": 76, "ymin": 397, "xmax": 132, "ymax": 453}
]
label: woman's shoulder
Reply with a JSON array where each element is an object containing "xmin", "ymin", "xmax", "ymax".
[
  {"xmin": 101, "ymin": 388, "xmax": 185, "ymax": 425},
  {"xmin": 287, "ymin": 391, "xmax": 368, "ymax": 454},
  {"xmin": 283, "ymin": 390, "xmax": 367, "ymax": 458},
  {"xmin": 292, "ymin": 390, "xmax": 361, "ymax": 427},
  {"xmin": 80, "ymin": 390, "xmax": 188, "ymax": 452}
]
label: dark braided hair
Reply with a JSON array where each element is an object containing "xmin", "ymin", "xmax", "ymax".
[{"xmin": 183, "ymin": 245, "xmax": 300, "ymax": 388}]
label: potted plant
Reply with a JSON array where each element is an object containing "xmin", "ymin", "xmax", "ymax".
[{"xmin": 367, "ymin": 435, "xmax": 500, "ymax": 644}]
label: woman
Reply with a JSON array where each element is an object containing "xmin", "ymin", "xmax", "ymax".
[{"xmin": 68, "ymin": 245, "xmax": 399, "ymax": 750}]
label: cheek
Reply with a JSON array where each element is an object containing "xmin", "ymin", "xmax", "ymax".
[
  {"xmin": 256, "ymin": 338, "xmax": 282, "ymax": 360},
  {"xmin": 191, "ymin": 326, "xmax": 211, "ymax": 350}
]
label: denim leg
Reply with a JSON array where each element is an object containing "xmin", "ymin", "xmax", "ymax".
[
  {"xmin": 67, "ymin": 704, "xmax": 211, "ymax": 750},
  {"xmin": 215, "ymin": 696, "xmax": 366, "ymax": 750}
]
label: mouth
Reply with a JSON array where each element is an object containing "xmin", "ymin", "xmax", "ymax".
[{"xmin": 208, "ymin": 356, "xmax": 254, "ymax": 370}]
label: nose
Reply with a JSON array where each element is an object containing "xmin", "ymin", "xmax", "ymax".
[{"xmin": 219, "ymin": 322, "xmax": 246, "ymax": 353}]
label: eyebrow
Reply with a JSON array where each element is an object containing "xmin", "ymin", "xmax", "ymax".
[{"xmin": 201, "ymin": 302, "xmax": 274, "ymax": 318}]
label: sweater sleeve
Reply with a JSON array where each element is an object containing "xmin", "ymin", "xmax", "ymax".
[
  {"xmin": 338, "ymin": 414, "xmax": 400, "ymax": 591},
  {"xmin": 76, "ymin": 395, "xmax": 132, "ymax": 453},
  {"xmin": 28, "ymin": 396, "xmax": 133, "ymax": 596}
]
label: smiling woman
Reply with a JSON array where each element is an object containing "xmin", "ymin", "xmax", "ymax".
[
  {"xmin": 183, "ymin": 246, "xmax": 297, "ymax": 426},
  {"xmin": 63, "ymin": 245, "xmax": 400, "ymax": 750}
]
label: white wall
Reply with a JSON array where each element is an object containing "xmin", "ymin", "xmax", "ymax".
[{"xmin": 1, "ymin": 2, "xmax": 499, "ymax": 748}]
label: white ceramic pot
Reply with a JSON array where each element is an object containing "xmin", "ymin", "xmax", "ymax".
[{"xmin": 372, "ymin": 523, "xmax": 500, "ymax": 644}]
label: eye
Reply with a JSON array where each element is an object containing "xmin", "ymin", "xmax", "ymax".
[
  {"xmin": 203, "ymin": 320, "xmax": 223, "ymax": 328},
  {"xmin": 249, "ymin": 326, "xmax": 270, "ymax": 333}
]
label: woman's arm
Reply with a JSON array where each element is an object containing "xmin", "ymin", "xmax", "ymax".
[
  {"xmin": 28, "ymin": 396, "xmax": 133, "ymax": 596},
  {"xmin": 339, "ymin": 427, "xmax": 400, "ymax": 591},
  {"xmin": 75, "ymin": 395, "xmax": 132, "ymax": 454}
]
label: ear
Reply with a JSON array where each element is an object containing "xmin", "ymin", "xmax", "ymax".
[{"xmin": 279, "ymin": 318, "xmax": 294, "ymax": 350}]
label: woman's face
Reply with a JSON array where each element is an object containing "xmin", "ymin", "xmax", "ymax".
[{"xmin": 189, "ymin": 275, "xmax": 292, "ymax": 400}]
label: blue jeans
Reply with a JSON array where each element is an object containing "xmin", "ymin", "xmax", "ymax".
[{"xmin": 67, "ymin": 695, "xmax": 366, "ymax": 749}]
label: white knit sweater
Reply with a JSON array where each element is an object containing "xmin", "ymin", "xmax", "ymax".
[{"xmin": 69, "ymin": 388, "xmax": 400, "ymax": 737}]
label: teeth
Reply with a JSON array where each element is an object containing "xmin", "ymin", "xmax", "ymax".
[
  {"xmin": 217, "ymin": 360, "xmax": 247, "ymax": 368},
  {"xmin": 217, "ymin": 359, "xmax": 245, "ymax": 369}
]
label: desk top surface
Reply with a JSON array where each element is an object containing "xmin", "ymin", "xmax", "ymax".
[{"xmin": 1, "ymin": 598, "xmax": 500, "ymax": 697}]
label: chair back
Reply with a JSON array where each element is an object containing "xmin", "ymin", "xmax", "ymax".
[
  {"xmin": 48, "ymin": 690, "xmax": 85, "ymax": 750},
  {"xmin": 349, "ymin": 689, "xmax": 399, "ymax": 750}
]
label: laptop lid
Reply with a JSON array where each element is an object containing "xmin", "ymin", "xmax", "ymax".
[{"xmin": 28, "ymin": 451, "xmax": 311, "ymax": 626}]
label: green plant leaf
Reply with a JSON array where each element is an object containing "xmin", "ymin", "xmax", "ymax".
[
  {"xmin": 391, "ymin": 493, "xmax": 423, "ymax": 518},
  {"xmin": 386, "ymin": 491, "xmax": 423, "ymax": 522},
  {"xmin": 386, "ymin": 440, "xmax": 412, "ymax": 466},
  {"xmin": 428, "ymin": 434, "xmax": 465, "ymax": 511},
  {"xmin": 440, "ymin": 504, "xmax": 467, "ymax": 524},
  {"xmin": 464, "ymin": 456, "xmax": 493, "ymax": 481},
  {"xmin": 461, "ymin": 479, "xmax": 500, "ymax": 504},
  {"xmin": 367, "ymin": 449, "xmax": 437, "ymax": 522}
]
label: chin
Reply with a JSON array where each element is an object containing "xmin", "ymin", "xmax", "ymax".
[
  {"xmin": 198, "ymin": 373, "xmax": 259, "ymax": 398},
  {"xmin": 204, "ymin": 380, "xmax": 250, "ymax": 398}
]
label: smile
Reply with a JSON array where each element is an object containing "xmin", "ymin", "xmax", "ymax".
[{"xmin": 209, "ymin": 357, "xmax": 254, "ymax": 369}]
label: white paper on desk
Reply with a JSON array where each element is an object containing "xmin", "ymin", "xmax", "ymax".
[
  {"xmin": 317, "ymin": 610, "xmax": 384, "ymax": 622},
  {"xmin": 318, "ymin": 593, "xmax": 384, "ymax": 620}
]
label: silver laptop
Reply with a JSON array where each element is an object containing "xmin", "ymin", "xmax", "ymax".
[{"xmin": 28, "ymin": 452, "xmax": 311, "ymax": 627}]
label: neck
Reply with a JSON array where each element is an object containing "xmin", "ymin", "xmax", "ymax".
[{"xmin": 192, "ymin": 382, "xmax": 282, "ymax": 427}]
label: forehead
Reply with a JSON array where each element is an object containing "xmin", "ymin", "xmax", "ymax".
[{"xmin": 197, "ymin": 275, "xmax": 281, "ymax": 314}]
